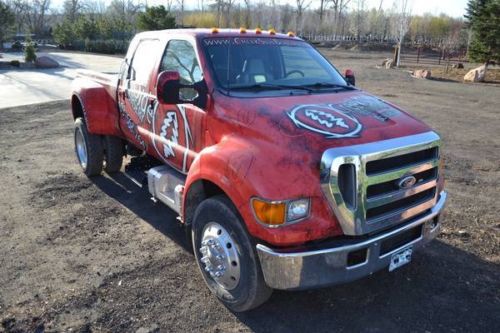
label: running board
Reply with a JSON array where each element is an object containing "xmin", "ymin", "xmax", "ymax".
[{"xmin": 147, "ymin": 166, "xmax": 186, "ymax": 214}]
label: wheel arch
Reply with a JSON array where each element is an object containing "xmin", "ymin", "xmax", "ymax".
[
  {"xmin": 71, "ymin": 94, "xmax": 85, "ymax": 121},
  {"xmin": 183, "ymin": 177, "xmax": 241, "ymax": 228}
]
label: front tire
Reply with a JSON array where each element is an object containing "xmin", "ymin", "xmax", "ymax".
[
  {"xmin": 192, "ymin": 195, "xmax": 272, "ymax": 312},
  {"xmin": 74, "ymin": 118, "xmax": 103, "ymax": 176}
]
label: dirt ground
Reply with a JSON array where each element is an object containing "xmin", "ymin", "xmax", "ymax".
[{"xmin": 1, "ymin": 50, "xmax": 499, "ymax": 333}]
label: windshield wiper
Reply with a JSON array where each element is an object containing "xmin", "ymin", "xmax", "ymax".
[
  {"xmin": 228, "ymin": 83, "xmax": 313, "ymax": 92},
  {"xmin": 304, "ymin": 82, "xmax": 356, "ymax": 90}
]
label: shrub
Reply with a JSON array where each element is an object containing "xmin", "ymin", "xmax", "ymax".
[
  {"xmin": 11, "ymin": 40, "xmax": 22, "ymax": 51},
  {"xmin": 24, "ymin": 42, "xmax": 36, "ymax": 62},
  {"xmin": 9, "ymin": 60, "xmax": 20, "ymax": 67}
]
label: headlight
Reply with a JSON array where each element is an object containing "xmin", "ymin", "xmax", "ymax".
[
  {"xmin": 287, "ymin": 198, "xmax": 310, "ymax": 222},
  {"xmin": 251, "ymin": 197, "xmax": 310, "ymax": 227}
]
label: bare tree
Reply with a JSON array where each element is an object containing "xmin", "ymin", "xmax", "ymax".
[
  {"xmin": 318, "ymin": 0, "xmax": 331, "ymax": 26},
  {"xmin": 243, "ymin": 0, "xmax": 251, "ymax": 28},
  {"xmin": 11, "ymin": 0, "xmax": 52, "ymax": 36},
  {"xmin": 295, "ymin": 0, "xmax": 311, "ymax": 33},
  {"xmin": 63, "ymin": 0, "xmax": 83, "ymax": 22},
  {"xmin": 176, "ymin": 0, "xmax": 184, "ymax": 26},
  {"xmin": 353, "ymin": 0, "xmax": 366, "ymax": 42},
  {"xmin": 331, "ymin": 0, "xmax": 351, "ymax": 36},
  {"xmin": 391, "ymin": 0, "xmax": 412, "ymax": 66}
]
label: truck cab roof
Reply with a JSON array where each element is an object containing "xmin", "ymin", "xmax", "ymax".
[{"xmin": 133, "ymin": 28, "xmax": 299, "ymax": 40}]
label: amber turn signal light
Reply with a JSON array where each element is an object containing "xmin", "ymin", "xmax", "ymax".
[{"xmin": 252, "ymin": 199, "xmax": 286, "ymax": 226}]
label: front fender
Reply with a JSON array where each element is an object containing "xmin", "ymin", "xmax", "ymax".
[
  {"xmin": 184, "ymin": 135, "xmax": 343, "ymax": 248},
  {"xmin": 184, "ymin": 136, "xmax": 253, "ymax": 219},
  {"xmin": 72, "ymin": 77, "xmax": 121, "ymax": 136}
]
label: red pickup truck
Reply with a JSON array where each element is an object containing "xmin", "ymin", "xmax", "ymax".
[{"xmin": 71, "ymin": 28, "xmax": 447, "ymax": 311}]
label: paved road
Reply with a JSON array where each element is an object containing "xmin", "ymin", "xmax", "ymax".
[{"xmin": 0, "ymin": 51, "xmax": 122, "ymax": 109}]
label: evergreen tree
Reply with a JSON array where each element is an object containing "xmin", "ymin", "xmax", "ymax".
[
  {"xmin": 137, "ymin": 5, "xmax": 176, "ymax": 31},
  {"xmin": 0, "ymin": 2, "xmax": 15, "ymax": 50},
  {"xmin": 465, "ymin": 0, "xmax": 500, "ymax": 66}
]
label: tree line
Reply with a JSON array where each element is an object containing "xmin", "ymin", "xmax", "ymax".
[{"xmin": 0, "ymin": 0, "xmax": 498, "ymax": 64}]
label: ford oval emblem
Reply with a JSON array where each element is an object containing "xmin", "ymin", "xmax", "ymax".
[{"xmin": 398, "ymin": 175, "xmax": 417, "ymax": 189}]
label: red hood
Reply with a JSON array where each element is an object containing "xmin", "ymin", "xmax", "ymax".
[{"xmin": 212, "ymin": 90, "xmax": 431, "ymax": 153}]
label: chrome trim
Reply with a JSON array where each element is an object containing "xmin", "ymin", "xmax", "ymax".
[
  {"xmin": 366, "ymin": 179, "xmax": 437, "ymax": 209},
  {"xmin": 256, "ymin": 191, "xmax": 447, "ymax": 290},
  {"xmin": 320, "ymin": 131, "xmax": 441, "ymax": 236}
]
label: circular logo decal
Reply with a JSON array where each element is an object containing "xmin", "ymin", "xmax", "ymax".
[{"xmin": 287, "ymin": 104, "xmax": 362, "ymax": 138}]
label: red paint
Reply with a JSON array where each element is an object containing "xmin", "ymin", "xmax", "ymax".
[{"xmin": 72, "ymin": 29, "xmax": 434, "ymax": 248}]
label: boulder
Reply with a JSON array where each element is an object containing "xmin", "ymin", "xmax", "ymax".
[
  {"xmin": 464, "ymin": 65, "xmax": 486, "ymax": 82},
  {"xmin": 35, "ymin": 56, "xmax": 59, "ymax": 68},
  {"xmin": 412, "ymin": 69, "xmax": 432, "ymax": 79}
]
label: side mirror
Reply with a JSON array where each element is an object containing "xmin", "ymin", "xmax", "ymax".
[
  {"xmin": 157, "ymin": 70, "xmax": 181, "ymax": 104},
  {"xmin": 344, "ymin": 69, "xmax": 355, "ymax": 86}
]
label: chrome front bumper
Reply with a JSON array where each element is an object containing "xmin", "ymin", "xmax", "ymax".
[{"xmin": 256, "ymin": 191, "xmax": 447, "ymax": 290}]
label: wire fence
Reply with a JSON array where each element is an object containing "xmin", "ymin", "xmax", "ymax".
[{"xmin": 400, "ymin": 47, "xmax": 468, "ymax": 67}]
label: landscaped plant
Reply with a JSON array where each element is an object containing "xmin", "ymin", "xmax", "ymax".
[{"xmin": 24, "ymin": 40, "xmax": 37, "ymax": 62}]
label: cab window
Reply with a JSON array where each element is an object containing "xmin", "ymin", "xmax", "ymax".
[
  {"xmin": 129, "ymin": 39, "xmax": 161, "ymax": 87},
  {"xmin": 160, "ymin": 40, "xmax": 202, "ymax": 101}
]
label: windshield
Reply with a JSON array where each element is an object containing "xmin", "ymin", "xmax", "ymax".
[{"xmin": 202, "ymin": 37, "xmax": 348, "ymax": 91}]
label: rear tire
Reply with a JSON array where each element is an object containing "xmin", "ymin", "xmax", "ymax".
[
  {"xmin": 74, "ymin": 118, "xmax": 103, "ymax": 177},
  {"xmin": 192, "ymin": 195, "xmax": 272, "ymax": 312},
  {"xmin": 104, "ymin": 136, "xmax": 124, "ymax": 173}
]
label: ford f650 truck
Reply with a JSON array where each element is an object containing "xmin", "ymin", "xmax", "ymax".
[{"xmin": 71, "ymin": 28, "xmax": 447, "ymax": 311}]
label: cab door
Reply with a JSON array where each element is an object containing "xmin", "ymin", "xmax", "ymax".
[
  {"xmin": 117, "ymin": 38, "xmax": 162, "ymax": 151},
  {"xmin": 148, "ymin": 39, "xmax": 207, "ymax": 174}
]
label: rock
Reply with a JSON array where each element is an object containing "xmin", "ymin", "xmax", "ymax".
[
  {"xmin": 464, "ymin": 65, "xmax": 486, "ymax": 82},
  {"xmin": 35, "ymin": 56, "xmax": 59, "ymax": 68},
  {"xmin": 381, "ymin": 58, "xmax": 391, "ymax": 66},
  {"xmin": 136, "ymin": 324, "xmax": 159, "ymax": 333},
  {"xmin": 452, "ymin": 63, "xmax": 464, "ymax": 69},
  {"xmin": 412, "ymin": 69, "xmax": 432, "ymax": 79}
]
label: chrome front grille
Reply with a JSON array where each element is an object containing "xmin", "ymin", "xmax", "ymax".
[{"xmin": 320, "ymin": 131, "xmax": 441, "ymax": 236}]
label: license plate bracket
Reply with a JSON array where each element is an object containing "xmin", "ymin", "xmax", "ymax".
[{"xmin": 389, "ymin": 246, "xmax": 413, "ymax": 272}]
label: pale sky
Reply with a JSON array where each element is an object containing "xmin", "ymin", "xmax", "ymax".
[{"xmin": 51, "ymin": 0, "xmax": 469, "ymax": 18}]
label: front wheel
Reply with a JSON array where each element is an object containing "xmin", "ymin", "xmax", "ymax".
[
  {"xmin": 74, "ymin": 118, "xmax": 103, "ymax": 176},
  {"xmin": 192, "ymin": 196, "xmax": 272, "ymax": 312}
]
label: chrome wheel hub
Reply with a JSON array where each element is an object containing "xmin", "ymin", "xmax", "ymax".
[
  {"xmin": 199, "ymin": 222, "xmax": 240, "ymax": 290},
  {"xmin": 75, "ymin": 129, "xmax": 87, "ymax": 168}
]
